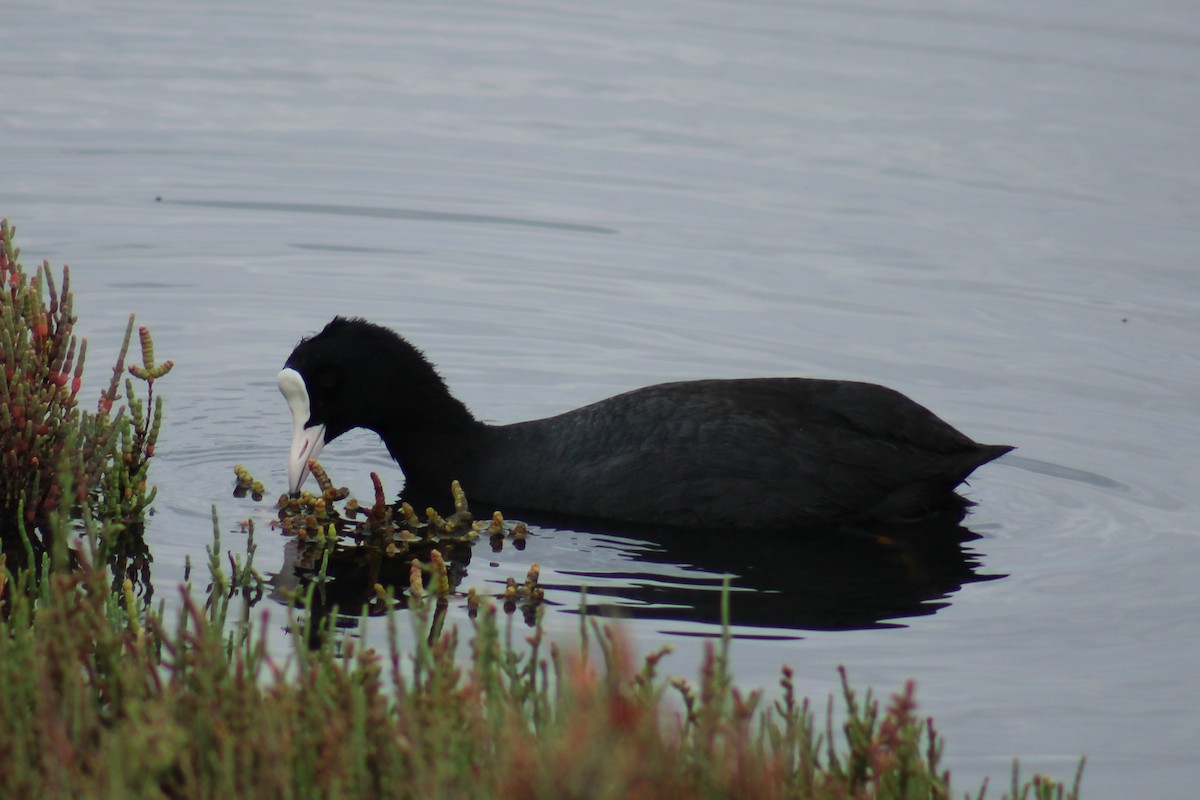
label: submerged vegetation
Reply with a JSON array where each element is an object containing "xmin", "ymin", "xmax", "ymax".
[
  {"xmin": 0, "ymin": 218, "xmax": 1083, "ymax": 798},
  {"xmin": 248, "ymin": 457, "xmax": 538, "ymax": 627}
]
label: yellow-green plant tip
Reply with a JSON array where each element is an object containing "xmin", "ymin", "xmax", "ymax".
[
  {"xmin": 122, "ymin": 578, "xmax": 142, "ymax": 635},
  {"xmin": 408, "ymin": 558, "xmax": 424, "ymax": 599},
  {"xmin": 451, "ymin": 479, "xmax": 467, "ymax": 512},
  {"xmin": 429, "ymin": 549, "xmax": 451, "ymax": 596},
  {"xmin": 138, "ymin": 326, "xmax": 151, "ymax": 359}
]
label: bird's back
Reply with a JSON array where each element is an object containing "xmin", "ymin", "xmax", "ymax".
[{"xmin": 460, "ymin": 378, "xmax": 1010, "ymax": 529}]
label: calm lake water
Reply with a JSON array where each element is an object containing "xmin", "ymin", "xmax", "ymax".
[{"xmin": 4, "ymin": 0, "xmax": 1199, "ymax": 795}]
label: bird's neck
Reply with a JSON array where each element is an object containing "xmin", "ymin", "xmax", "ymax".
[{"xmin": 375, "ymin": 389, "xmax": 486, "ymax": 486}]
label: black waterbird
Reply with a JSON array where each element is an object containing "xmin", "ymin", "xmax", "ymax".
[{"xmin": 279, "ymin": 317, "xmax": 1011, "ymax": 530}]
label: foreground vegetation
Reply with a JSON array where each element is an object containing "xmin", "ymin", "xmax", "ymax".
[
  {"xmin": 0, "ymin": 219, "xmax": 1082, "ymax": 798},
  {"xmin": 0, "ymin": 520, "xmax": 1084, "ymax": 800}
]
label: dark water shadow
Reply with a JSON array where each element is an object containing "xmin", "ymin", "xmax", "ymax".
[
  {"xmin": 1001, "ymin": 454, "xmax": 1129, "ymax": 490},
  {"xmin": 163, "ymin": 198, "xmax": 618, "ymax": 235},
  {"xmin": 0, "ymin": 521, "xmax": 154, "ymax": 605},
  {"xmin": 466, "ymin": 504, "xmax": 1002, "ymax": 636},
  {"xmin": 265, "ymin": 478, "xmax": 1000, "ymax": 639},
  {"xmin": 268, "ymin": 530, "xmax": 476, "ymax": 629}
]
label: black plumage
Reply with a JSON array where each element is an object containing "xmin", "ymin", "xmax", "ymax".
[{"xmin": 281, "ymin": 317, "xmax": 1011, "ymax": 530}]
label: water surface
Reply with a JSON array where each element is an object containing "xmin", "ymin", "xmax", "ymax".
[{"xmin": 3, "ymin": 1, "xmax": 1199, "ymax": 795}]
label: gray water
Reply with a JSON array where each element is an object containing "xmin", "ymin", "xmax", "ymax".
[{"xmin": 4, "ymin": 0, "xmax": 1199, "ymax": 795}]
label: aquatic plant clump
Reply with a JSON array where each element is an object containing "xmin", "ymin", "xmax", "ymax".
[
  {"xmin": 237, "ymin": 462, "xmax": 541, "ymax": 622},
  {"xmin": 0, "ymin": 218, "xmax": 170, "ymax": 558}
]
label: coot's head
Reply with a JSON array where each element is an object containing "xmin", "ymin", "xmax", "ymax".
[{"xmin": 278, "ymin": 317, "xmax": 473, "ymax": 494}]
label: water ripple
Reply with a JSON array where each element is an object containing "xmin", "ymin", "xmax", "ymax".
[{"xmin": 165, "ymin": 198, "xmax": 617, "ymax": 235}]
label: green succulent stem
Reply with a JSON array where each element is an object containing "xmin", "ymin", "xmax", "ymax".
[{"xmin": 0, "ymin": 218, "xmax": 169, "ymax": 585}]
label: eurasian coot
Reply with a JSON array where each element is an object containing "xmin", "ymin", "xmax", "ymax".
[{"xmin": 279, "ymin": 317, "xmax": 1011, "ymax": 529}]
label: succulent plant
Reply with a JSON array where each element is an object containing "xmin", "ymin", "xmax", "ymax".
[{"xmin": 0, "ymin": 218, "xmax": 169, "ymax": 575}]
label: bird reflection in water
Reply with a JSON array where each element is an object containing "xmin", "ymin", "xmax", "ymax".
[
  {"xmin": 269, "ymin": 487, "xmax": 999, "ymax": 641},
  {"xmin": 467, "ymin": 503, "xmax": 999, "ymax": 636}
]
